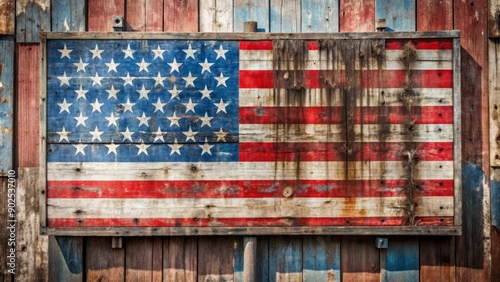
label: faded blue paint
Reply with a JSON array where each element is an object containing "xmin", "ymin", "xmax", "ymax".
[
  {"xmin": 375, "ymin": 0, "xmax": 416, "ymax": 31},
  {"xmin": 492, "ymin": 176, "xmax": 500, "ymax": 228},
  {"xmin": 382, "ymin": 237, "xmax": 419, "ymax": 282},
  {"xmin": 234, "ymin": 237, "xmax": 244, "ymax": 282},
  {"xmin": 51, "ymin": 0, "xmax": 86, "ymax": 32},
  {"xmin": 270, "ymin": 0, "xmax": 301, "ymax": 32},
  {"xmin": 301, "ymin": 0, "xmax": 339, "ymax": 32},
  {"xmin": 16, "ymin": 1, "xmax": 50, "ymax": 42},
  {"xmin": 0, "ymin": 38, "xmax": 14, "ymax": 176},
  {"xmin": 269, "ymin": 236, "xmax": 302, "ymax": 282},
  {"xmin": 55, "ymin": 236, "xmax": 83, "ymax": 274},
  {"xmin": 303, "ymin": 236, "xmax": 340, "ymax": 281},
  {"xmin": 234, "ymin": 0, "xmax": 270, "ymax": 32}
]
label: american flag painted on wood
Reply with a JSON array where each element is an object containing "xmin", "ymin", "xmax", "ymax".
[{"xmin": 42, "ymin": 32, "xmax": 460, "ymax": 234}]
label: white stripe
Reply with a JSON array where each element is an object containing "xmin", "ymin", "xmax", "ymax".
[
  {"xmin": 47, "ymin": 196, "xmax": 454, "ymax": 219},
  {"xmin": 47, "ymin": 161, "xmax": 453, "ymax": 181}
]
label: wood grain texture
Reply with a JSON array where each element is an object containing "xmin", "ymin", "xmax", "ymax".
[
  {"xmin": 489, "ymin": 0, "xmax": 500, "ymax": 37},
  {"xmin": 48, "ymin": 236, "xmax": 83, "ymax": 281},
  {"xmin": 164, "ymin": 0, "xmax": 198, "ymax": 32},
  {"xmin": 256, "ymin": 237, "xmax": 270, "ymax": 282},
  {"xmin": 376, "ymin": 0, "xmax": 416, "ymax": 31},
  {"xmin": 341, "ymin": 236, "xmax": 379, "ymax": 282},
  {"xmin": 302, "ymin": 0, "xmax": 339, "ymax": 32},
  {"xmin": 163, "ymin": 237, "xmax": 197, "ymax": 282},
  {"xmin": 126, "ymin": 0, "xmax": 163, "ymax": 31},
  {"xmin": 86, "ymin": 237, "xmax": 125, "ymax": 281},
  {"xmin": 16, "ymin": 0, "xmax": 50, "ymax": 42},
  {"xmin": 197, "ymin": 236, "xmax": 234, "ymax": 281},
  {"xmin": 489, "ymin": 40, "xmax": 500, "ymax": 166},
  {"xmin": 87, "ymin": 0, "xmax": 125, "ymax": 31},
  {"xmin": 200, "ymin": 0, "xmax": 233, "ymax": 32},
  {"xmin": 416, "ymin": 0, "xmax": 452, "ymax": 31},
  {"xmin": 269, "ymin": 236, "xmax": 303, "ymax": 282},
  {"xmin": 0, "ymin": 38, "xmax": 14, "ymax": 175},
  {"xmin": 270, "ymin": 0, "xmax": 301, "ymax": 32},
  {"xmin": 125, "ymin": 237, "xmax": 156, "ymax": 281},
  {"xmin": 0, "ymin": 178, "xmax": 15, "ymax": 280},
  {"xmin": 51, "ymin": 0, "xmax": 86, "ymax": 32},
  {"xmin": 303, "ymin": 236, "xmax": 340, "ymax": 282},
  {"xmin": 420, "ymin": 236, "xmax": 455, "ymax": 281},
  {"xmin": 339, "ymin": 0, "xmax": 375, "ymax": 32},
  {"xmin": 234, "ymin": 0, "xmax": 270, "ymax": 32},
  {"xmin": 0, "ymin": 0, "xmax": 15, "ymax": 34},
  {"xmin": 382, "ymin": 237, "xmax": 419, "ymax": 282}
]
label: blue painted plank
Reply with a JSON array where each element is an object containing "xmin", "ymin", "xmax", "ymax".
[
  {"xmin": 48, "ymin": 236, "xmax": 83, "ymax": 281},
  {"xmin": 16, "ymin": 0, "xmax": 51, "ymax": 42},
  {"xmin": 234, "ymin": 0, "xmax": 270, "ymax": 32},
  {"xmin": 270, "ymin": 0, "xmax": 301, "ymax": 32},
  {"xmin": 301, "ymin": 0, "xmax": 339, "ymax": 32},
  {"xmin": 492, "ymin": 175, "xmax": 500, "ymax": 228},
  {"xmin": 234, "ymin": 237, "xmax": 244, "ymax": 282},
  {"xmin": 382, "ymin": 237, "xmax": 419, "ymax": 282},
  {"xmin": 51, "ymin": 0, "xmax": 86, "ymax": 32},
  {"xmin": 269, "ymin": 236, "xmax": 302, "ymax": 282},
  {"xmin": 0, "ymin": 37, "xmax": 14, "ymax": 176},
  {"xmin": 303, "ymin": 236, "xmax": 340, "ymax": 282},
  {"xmin": 375, "ymin": 0, "xmax": 415, "ymax": 31},
  {"xmin": 257, "ymin": 236, "xmax": 270, "ymax": 282}
]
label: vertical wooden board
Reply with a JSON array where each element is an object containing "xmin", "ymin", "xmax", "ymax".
[
  {"xmin": 490, "ymin": 40, "xmax": 500, "ymax": 166},
  {"xmin": 152, "ymin": 237, "xmax": 163, "ymax": 282},
  {"xmin": 416, "ymin": 0, "xmax": 452, "ymax": 31},
  {"xmin": 125, "ymin": 237, "xmax": 154, "ymax": 282},
  {"xmin": 0, "ymin": 178, "xmax": 14, "ymax": 280},
  {"xmin": 382, "ymin": 237, "xmax": 419, "ymax": 282},
  {"xmin": 302, "ymin": 0, "xmax": 339, "ymax": 32},
  {"xmin": 88, "ymin": 0, "xmax": 125, "ymax": 31},
  {"xmin": 198, "ymin": 236, "xmax": 235, "ymax": 281},
  {"xmin": 341, "ymin": 236, "xmax": 380, "ymax": 282},
  {"xmin": 269, "ymin": 236, "xmax": 303, "ymax": 282},
  {"xmin": 49, "ymin": 236, "xmax": 83, "ymax": 281},
  {"xmin": 0, "ymin": 0, "xmax": 15, "ymax": 34},
  {"xmin": 234, "ymin": 0, "xmax": 270, "ymax": 32},
  {"xmin": 489, "ymin": 0, "xmax": 500, "ymax": 37},
  {"xmin": 234, "ymin": 237, "xmax": 244, "ymax": 282},
  {"xmin": 17, "ymin": 44, "xmax": 40, "ymax": 167},
  {"xmin": 257, "ymin": 236, "xmax": 270, "ymax": 282},
  {"xmin": 303, "ymin": 236, "xmax": 341, "ymax": 282},
  {"xmin": 164, "ymin": 237, "xmax": 197, "ymax": 282},
  {"xmin": 420, "ymin": 236, "xmax": 455, "ymax": 281},
  {"xmin": 51, "ymin": 0, "xmax": 86, "ymax": 32},
  {"xmin": 339, "ymin": 0, "xmax": 375, "ymax": 32},
  {"xmin": 200, "ymin": 0, "xmax": 234, "ymax": 32},
  {"xmin": 16, "ymin": 0, "xmax": 50, "ymax": 42},
  {"xmin": 270, "ymin": 0, "xmax": 301, "ymax": 32},
  {"xmin": 493, "ymin": 169, "xmax": 500, "ymax": 281},
  {"xmin": 86, "ymin": 237, "xmax": 125, "ymax": 281},
  {"xmin": 0, "ymin": 38, "xmax": 14, "ymax": 175},
  {"xmin": 164, "ymin": 0, "xmax": 198, "ymax": 32},
  {"xmin": 375, "ymin": 0, "xmax": 416, "ymax": 31},
  {"xmin": 146, "ymin": 0, "xmax": 164, "ymax": 31},
  {"xmin": 126, "ymin": 0, "xmax": 163, "ymax": 31}
]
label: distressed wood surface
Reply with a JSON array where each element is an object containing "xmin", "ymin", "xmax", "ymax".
[
  {"xmin": 16, "ymin": 0, "xmax": 50, "ymax": 42},
  {"xmin": 164, "ymin": 0, "xmax": 199, "ymax": 32},
  {"xmin": 381, "ymin": 237, "xmax": 419, "ymax": 282},
  {"xmin": 420, "ymin": 236, "xmax": 455, "ymax": 281},
  {"xmin": 302, "ymin": 0, "xmax": 339, "ymax": 32},
  {"xmin": 341, "ymin": 236, "xmax": 379, "ymax": 282},
  {"xmin": 233, "ymin": 237, "xmax": 244, "ymax": 282},
  {"xmin": 126, "ymin": 0, "xmax": 163, "ymax": 31},
  {"xmin": 256, "ymin": 237, "xmax": 269, "ymax": 282},
  {"xmin": 0, "ymin": 38, "xmax": 14, "ymax": 175},
  {"xmin": 490, "ymin": 41, "xmax": 500, "ymax": 166},
  {"xmin": 269, "ymin": 236, "xmax": 302, "ymax": 282},
  {"xmin": 86, "ymin": 237, "xmax": 125, "ymax": 281},
  {"xmin": 489, "ymin": 0, "xmax": 500, "ymax": 37},
  {"xmin": 0, "ymin": 178, "xmax": 15, "ymax": 280},
  {"xmin": 234, "ymin": 0, "xmax": 270, "ymax": 32},
  {"xmin": 87, "ymin": 0, "xmax": 125, "ymax": 31},
  {"xmin": 0, "ymin": 0, "xmax": 15, "ymax": 34},
  {"xmin": 197, "ymin": 236, "xmax": 234, "ymax": 281},
  {"xmin": 340, "ymin": 0, "xmax": 375, "ymax": 32},
  {"xmin": 164, "ymin": 237, "xmax": 197, "ymax": 282},
  {"xmin": 200, "ymin": 0, "xmax": 233, "ymax": 32},
  {"xmin": 303, "ymin": 236, "xmax": 340, "ymax": 282},
  {"xmin": 270, "ymin": 0, "xmax": 301, "ymax": 32},
  {"xmin": 48, "ymin": 236, "xmax": 83, "ymax": 281},
  {"xmin": 416, "ymin": 0, "xmax": 452, "ymax": 31},
  {"xmin": 125, "ymin": 237, "xmax": 161, "ymax": 281},
  {"xmin": 51, "ymin": 0, "xmax": 86, "ymax": 32},
  {"xmin": 375, "ymin": 0, "xmax": 416, "ymax": 31}
]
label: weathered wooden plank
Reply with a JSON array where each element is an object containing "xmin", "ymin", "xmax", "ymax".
[
  {"xmin": 234, "ymin": 0, "xmax": 270, "ymax": 32},
  {"xmin": 303, "ymin": 236, "xmax": 340, "ymax": 282},
  {"xmin": 198, "ymin": 236, "xmax": 234, "ymax": 281},
  {"xmin": 381, "ymin": 237, "xmax": 419, "ymax": 282},
  {"xmin": 152, "ymin": 237, "xmax": 163, "ymax": 282},
  {"xmin": 375, "ymin": 0, "xmax": 416, "ymax": 31},
  {"xmin": 257, "ymin": 237, "xmax": 269, "ymax": 281},
  {"xmin": 341, "ymin": 236, "xmax": 379, "ymax": 282},
  {"xmin": 86, "ymin": 237, "xmax": 125, "ymax": 281},
  {"xmin": 163, "ymin": 237, "xmax": 197, "ymax": 282},
  {"xmin": 302, "ymin": 0, "xmax": 339, "ymax": 32},
  {"xmin": 126, "ymin": 0, "xmax": 163, "ymax": 31},
  {"xmin": 269, "ymin": 236, "xmax": 302, "ymax": 282},
  {"xmin": 125, "ymin": 237, "xmax": 155, "ymax": 281},
  {"xmin": 420, "ymin": 236, "xmax": 455, "ymax": 281},
  {"xmin": 416, "ymin": 0, "xmax": 452, "ymax": 31},
  {"xmin": 200, "ymin": 0, "xmax": 233, "ymax": 32},
  {"xmin": 0, "ymin": 178, "xmax": 15, "ymax": 280},
  {"xmin": 339, "ymin": 0, "xmax": 375, "ymax": 32},
  {"xmin": 48, "ymin": 236, "xmax": 83, "ymax": 281},
  {"xmin": 489, "ymin": 0, "xmax": 500, "ymax": 37},
  {"xmin": 87, "ymin": 0, "xmax": 125, "ymax": 31},
  {"xmin": 51, "ymin": 0, "xmax": 86, "ymax": 32},
  {"xmin": 270, "ymin": 0, "xmax": 301, "ymax": 32},
  {"xmin": 493, "ymin": 169, "xmax": 500, "ymax": 281},
  {"xmin": 234, "ymin": 237, "xmax": 244, "ymax": 282},
  {"xmin": 0, "ymin": 0, "xmax": 15, "ymax": 34},
  {"xmin": 17, "ymin": 44, "xmax": 40, "ymax": 167},
  {"xmin": 0, "ymin": 38, "xmax": 14, "ymax": 175},
  {"xmin": 164, "ymin": 0, "xmax": 198, "ymax": 32},
  {"xmin": 16, "ymin": 0, "xmax": 50, "ymax": 42},
  {"xmin": 490, "ymin": 40, "xmax": 500, "ymax": 166}
]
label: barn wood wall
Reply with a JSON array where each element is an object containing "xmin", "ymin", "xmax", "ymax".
[{"xmin": 0, "ymin": 0, "xmax": 496, "ymax": 281}]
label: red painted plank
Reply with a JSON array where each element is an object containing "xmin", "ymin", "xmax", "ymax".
[
  {"xmin": 146, "ymin": 0, "xmax": 163, "ymax": 31},
  {"xmin": 164, "ymin": 0, "xmax": 198, "ymax": 32},
  {"xmin": 126, "ymin": 0, "xmax": 163, "ymax": 31},
  {"xmin": 416, "ymin": 0, "xmax": 453, "ymax": 31},
  {"xmin": 240, "ymin": 40, "xmax": 273, "ymax": 50},
  {"xmin": 88, "ymin": 0, "xmax": 125, "ymax": 31},
  {"xmin": 339, "ymin": 0, "xmax": 375, "ymax": 32},
  {"xmin": 386, "ymin": 39, "xmax": 453, "ymax": 50}
]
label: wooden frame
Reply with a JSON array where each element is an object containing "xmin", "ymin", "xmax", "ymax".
[{"xmin": 39, "ymin": 31, "xmax": 462, "ymax": 236}]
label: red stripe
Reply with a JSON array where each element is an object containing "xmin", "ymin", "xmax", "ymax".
[
  {"xmin": 239, "ymin": 41, "xmax": 273, "ymax": 50},
  {"xmin": 47, "ymin": 179, "xmax": 453, "ymax": 199},
  {"xmin": 239, "ymin": 70, "xmax": 453, "ymax": 89},
  {"xmin": 240, "ymin": 106, "xmax": 453, "ymax": 125},
  {"xmin": 48, "ymin": 216, "xmax": 454, "ymax": 227},
  {"xmin": 386, "ymin": 39, "xmax": 453, "ymax": 50}
]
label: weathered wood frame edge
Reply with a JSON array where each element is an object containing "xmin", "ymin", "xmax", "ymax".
[{"xmin": 39, "ymin": 31, "xmax": 462, "ymax": 236}]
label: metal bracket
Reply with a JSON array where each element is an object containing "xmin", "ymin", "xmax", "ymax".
[{"xmin": 112, "ymin": 16, "xmax": 124, "ymax": 32}]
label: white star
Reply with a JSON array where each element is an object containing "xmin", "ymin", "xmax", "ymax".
[
  {"xmin": 153, "ymin": 127, "xmax": 165, "ymax": 142},
  {"xmin": 168, "ymin": 138, "xmax": 182, "ymax": 155},
  {"xmin": 58, "ymin": 44, "xmax": 72, "ymax": 59},
  {"xmin": 89, "ymin": 126, "xmax": 103, "ymax": 141},
  {"xmin": 152, "ymin": 45, "xmax": 166, "ymax": 60},
  {"xmin": 137, "ymin": 85, "xmax": 150, "ymax": 100},
  {"xmin": 56, "ymin": 127, "xmax": 71, "ymax": 142},
  {"xmin": 215, "ymin": 45, "xmax": 229, "ymax": 60},
  {"xmin": 199, "ymin": 86, "xmax": 213, "ymax": 100},
  {"xmin": 58, "ymin": 98, "xmax": 72, "ymax": 113},
  {"xmin": 106, "ymin": 85, "xmax": 120, "ymax": 100},
  {"xmin": 105, "ymin": 58, "xmax": 120, "ymax": 73},
  {"xmin": 74, "ymin": 57, "xmax": 88, "ymax": 72},
  {"xmin": 215, "ymin": 128, "xmax": 229, "ymax": 142},
  {"xmin": 214, "ymin": 99, "xmax": 229, "ymax": 114},
  {"xmin": 153, "ymin": 72, "xmax": 166, "ymax": 86},
  {"xmin": 74, "ymin": 113, "xmax": 88, "ymax": 127},
  {"xmin": 89, "ymin": 44, "xmax": 104, "ymax": 59},
  {"xmin": 75, "ymin": 85, "xmax": 88, "ymax": 100},
  {"xmin": 136, "ymin": 140, "xmax": 150, "ymax": 156},
  {"xmin": 90, "ymin": 73, "xmax": 103, "ymax": 86},
  {"xmin": 122, "ymin": 44, "xmax": 136, "ymax": 59},
  {"xmin": 168, "ymin": 85, "xmax": 181, "ymax": 100},
  {"xmin": 183, "ymin": 44, "xmax": 197, "ymax": 59},
  {"xmin": 105, "ymin": 141, "xmax": 119, "ymax": 155},
  {"xmin": 136, "ymin": 58, "xmax": 150, "ymax": 73},
  {"xmin": 199, "ymin": 112, "xmax": 213, "ymax": 127},
  {"xmin": 105, "ymin": 113, "xmax": 119, "ymax": 127},
  {"xmin": 121, "ymin": 98, "xmax": 135, "ymax": 113},
  {"xmin": 183, "ymin": 126, "xmax": 197, "ymax": 142},
  {"xmin": 90, "ymin": 98, "xmax": 104, "ymax": 113},
  {"xmin": 121, "ymin": 127, "xmax": 134, "ymax": 142},
  {"xmin": 214, "ymin": 73, "xmax": 229, "ymax": 87},
  {"xmin": 73, "ymin": 141, "xmax": 87, "ymax": 156},
  {"xmin": 167, "ymin": 112, "xmax": 180, "ymax": 127},
  {"xmin": 168, "ymin": 58, "xmax": 182, "ymax": 73},
  {"xmin": 183, "ymin": 98, "xmax": 198, "ymax": 113},
  {"xmin": 152, "ymin": 98, "xmax": 166, "ymax": 113},
  {"xmin": 199, "ymin": 138, "xmax": 214, "ymax": 155},
  {"xmin": 137, "ymin": 112, "xmax": 151, "ymax": 127},
  {"xmin": 122, "ymin": 72, "xmax": 134, "ymax": 86},
  {"xmin": 58, "ymin": 72, "xmax": 71, "ymax": 86},
  {"xmin": 182, "ymin": 72, "xmax": 197, "ymax": 87},
  {"xmin": 199, "ymin": 58, "xmax": 214, "ymax": 73}
]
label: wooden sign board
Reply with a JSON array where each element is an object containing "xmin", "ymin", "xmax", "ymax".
[{"xmin": 40, "ymin": 31, "xmax": 461, "ymax": 236}]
